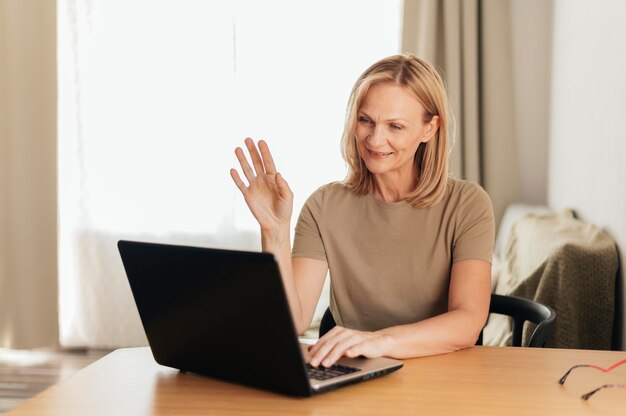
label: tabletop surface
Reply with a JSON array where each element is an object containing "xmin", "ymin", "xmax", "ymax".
[{"xmin": 9, "ymin": 345, "xmax": 626, "ymax": 415}]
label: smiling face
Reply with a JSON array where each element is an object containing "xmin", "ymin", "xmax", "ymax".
[{"xmin": 355, "ymin": 82, "xmax": 439, "ymax": 184}]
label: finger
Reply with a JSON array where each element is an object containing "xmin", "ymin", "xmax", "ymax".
[
  {"xmin": 245, "ymin": 138, "xmax": 266, "ymax": 176},
  {"xmin": 258, "ymin": 140, "xmax": 277, "ymax": 174},
  {"xmin": 307, "ymin": 326, "xmax": 344, "ymax": 359},
  {"xmin": 345, "ymin": 343, "xmax": 364, "ymax": 358},
  {"xmin": 230, "ymin": 169, "xmax": 247, "ymax": 193},
  {"xmin": 347, "ymin": 336, "xmax": 387, "ymax": 359},
  {"xmin": 307, "ymin": 338, "xmax": 332, "ymax": 366},
  {"xmin": 275, "ymin": 173, "xmax": 292, "ymax": 199},
  {"xmin": 309, "ymin": 329, "xmax": 355, "ymax": 367},
  {"xmin": 321, "ymin": 335, "xmax": 363, "ymax": 367},
  {"xmin": 235, "ymin": 147, "xmax": 255, "ymax": 183}
]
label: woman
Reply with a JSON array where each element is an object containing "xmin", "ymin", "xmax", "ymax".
[{"xmin": 230, "ymin": 54, "xmax": 495, "ymax": 368}]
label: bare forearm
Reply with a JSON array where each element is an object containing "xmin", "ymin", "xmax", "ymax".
[
  {"xmin": 261, "ymin": 226, "xmax": 305, "ymax": 332},
  {"xmin": 377, "ymin": 309, "xmax": 484, "ymax": 359}
]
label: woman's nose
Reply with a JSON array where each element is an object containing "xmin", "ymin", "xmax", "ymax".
[{"xmin": 368, "ymin": 126, "xmax": 387, "ymax": 147}]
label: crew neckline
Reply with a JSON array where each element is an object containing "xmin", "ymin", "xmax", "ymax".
[{"xmin": 365, "ymin": 192, "xmax": 411, "ymax": 209}]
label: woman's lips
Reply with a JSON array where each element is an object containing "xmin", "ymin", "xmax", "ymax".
[{"xmin": 367, "ymin": 148, "xmax": 393, "ymax": 157}]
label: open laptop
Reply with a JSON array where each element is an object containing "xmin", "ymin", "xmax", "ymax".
[{"xmin": 117, "ymin": 240, "xmax": 403, "ymax": 396}]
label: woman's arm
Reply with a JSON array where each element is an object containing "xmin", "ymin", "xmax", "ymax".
[
  {"xmin": 307, "ymin": 259, "xmax": 491, "ymax": 367},
  {"xmin": 230, "ymin": 138, "xmax": 328, "ymax": 334},
  {"xmin": 262, "ymin": 225, "xmax": 328, "ymax": 334}
]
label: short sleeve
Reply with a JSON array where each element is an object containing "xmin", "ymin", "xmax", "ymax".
[
  {"xmin": 292, "ymin": 186, "xmax": 328, "ymax": 262},
  {"xmin": 452, "ymin": 183, "xmax": 495, "ymax": 264}
]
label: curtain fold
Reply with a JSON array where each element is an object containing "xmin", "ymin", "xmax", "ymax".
[{"xmin": 0, "ymin": 0, "xmax": 58, "ymax": 349}]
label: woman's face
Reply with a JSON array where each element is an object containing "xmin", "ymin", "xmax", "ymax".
[{"xmin": 355, "ymin": 82, "xmax": 438, "ymax": 179}]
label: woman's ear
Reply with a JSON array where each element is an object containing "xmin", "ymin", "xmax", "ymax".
[{"xmin": 421, "ymin": 115, "xmax": 440, "ymax": 143}]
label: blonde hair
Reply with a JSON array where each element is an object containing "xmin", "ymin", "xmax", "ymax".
[{"xmin": 341, "ymin": 54, "xmax": 453, "ymax": 208}]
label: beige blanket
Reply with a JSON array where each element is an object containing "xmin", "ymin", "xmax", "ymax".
[{"xmin": 485, "ymin": 209, "xmax": 618, "ymax": 349}]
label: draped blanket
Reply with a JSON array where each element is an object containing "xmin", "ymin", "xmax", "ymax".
[{"xmin": 485, "ymin": 209, "xmax": 618, "ymax": 349}]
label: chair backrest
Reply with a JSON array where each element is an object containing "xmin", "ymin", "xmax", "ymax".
[
  {"xmin": 318, "ymin": 293, "xmax": 556, "ymax": 348},
  {"xmin": 487, "ymin": 293, "xmax": 556, "ymax": 347},
  {"xmin": 319, "ymin": 307, "xmax": 337, "ymax": 339}
]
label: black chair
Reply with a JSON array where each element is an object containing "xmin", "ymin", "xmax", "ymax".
[
  {"xmin": 318, "ymin": 293, "xmax": 556, "ymax": 348},
  {"xmin": 483, "ymin": 293, "xmax": 556, "ymax": 347}
]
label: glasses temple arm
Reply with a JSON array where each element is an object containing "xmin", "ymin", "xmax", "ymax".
[{"xmin": 581, "ymin": 384, "xmax": 625, "ymax": 401}]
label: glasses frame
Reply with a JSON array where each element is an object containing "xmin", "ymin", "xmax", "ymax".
[
  {"xmin": 558, "ymin": 358, "xmax": 626, "ymax": 400},
  {"xmin": 580, "ymin": 384, "xmax": 625, "ymax": 401}
]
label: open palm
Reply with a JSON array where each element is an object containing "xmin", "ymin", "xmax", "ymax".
[{"xmin": 230, "ymin": 138, "xmax": 293, "ymax": 231}]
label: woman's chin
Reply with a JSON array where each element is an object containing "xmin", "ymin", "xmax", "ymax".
[{"xmin": 362, "ymin": 159, "xmax": 391, "ymax": 174}]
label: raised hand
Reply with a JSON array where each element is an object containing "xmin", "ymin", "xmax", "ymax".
[{"xmin": 230, "ymin": 138, "xmax": 293, "ymax": 231}]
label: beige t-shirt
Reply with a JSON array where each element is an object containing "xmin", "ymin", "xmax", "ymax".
[{"xmin": 292, "ymin": 179, "xmax": 495, "ymax": 331}]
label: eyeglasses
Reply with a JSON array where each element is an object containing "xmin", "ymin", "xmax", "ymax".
[{"xmin": 559, "ymin": 358, "xmax": 626, "ymax": 400}]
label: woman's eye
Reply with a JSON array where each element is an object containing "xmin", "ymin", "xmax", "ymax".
[
  {"xmin": 358, "ymin": 116, "xmax": 370, "ymax": 124},
  {"xmin": 391, "ymin": 124, "xmax": 402, "ymax": 130}
]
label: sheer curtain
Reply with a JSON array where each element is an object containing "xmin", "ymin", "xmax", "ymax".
[{"xmin": 58, "ymin": 0, "xmax": 402, "ymax": 348}]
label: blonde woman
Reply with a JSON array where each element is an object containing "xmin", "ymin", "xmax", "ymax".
[{"xmin": 230, "ymin": 54, "xmax": 495, "ymax": 368}]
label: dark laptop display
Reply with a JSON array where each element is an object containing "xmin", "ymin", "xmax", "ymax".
[{"xmin": 118, "ymin": 240, "xmax": 403, "ymax": 396}]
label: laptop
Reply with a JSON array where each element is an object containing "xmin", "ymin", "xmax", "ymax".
[{"xmin": 117, "ymin": 240, "xmax": 403, "ymax": 396}]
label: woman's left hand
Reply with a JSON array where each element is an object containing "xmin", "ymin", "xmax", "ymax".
[{"xmin": 306, "ymin": 326, "xmax": 393, "ymax": 368}]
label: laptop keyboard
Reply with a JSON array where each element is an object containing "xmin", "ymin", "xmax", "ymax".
[{"xmin": 306, "ymin": 363, "xmax": 360, "ymax": 381}]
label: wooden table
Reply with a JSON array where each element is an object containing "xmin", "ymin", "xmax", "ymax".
[{"xmin": 8, "ymin": 346, "xmax": 626, "ymax": 415}]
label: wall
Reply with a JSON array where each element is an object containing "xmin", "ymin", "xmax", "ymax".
[
  {"xmin": 548, "ymin": 0, "xmax": 626, "ymax": 349},
  {"xmin": 496, "ymin": 0, "xmax": 624, "ymax": 349},
  {"xmin": 0, "ymin": 0, "xmax": 58, "ymax": 348}
]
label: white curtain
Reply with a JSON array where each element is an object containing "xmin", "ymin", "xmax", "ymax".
[{"xmin": 57, "ymin": 0, "xmax": 402, "ymax": 348}]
